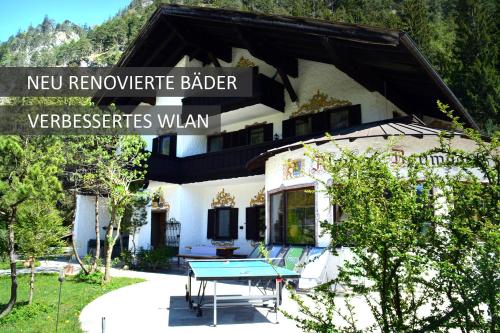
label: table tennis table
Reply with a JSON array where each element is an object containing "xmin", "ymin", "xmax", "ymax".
[{"xmin": 185, "ymin": 259, "xmax": 300, "ymax": 326}]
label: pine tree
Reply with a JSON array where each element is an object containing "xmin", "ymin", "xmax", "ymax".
[{"xmin": 452, "ymin": 0, "xmax": 499, "ymax": 132}]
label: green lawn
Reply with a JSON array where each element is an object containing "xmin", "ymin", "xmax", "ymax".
[
  {"xmin": 0, "ymin": 261, "xmax": 41, "ymax": 270},
  {"xmin": 0, "ymin": 273, "xmax": 144, "ymax": 333}
]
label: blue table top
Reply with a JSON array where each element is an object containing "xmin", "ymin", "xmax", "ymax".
[{"xmin": 188, "ymin": 259, "xmax": 301, "ymax": 281}]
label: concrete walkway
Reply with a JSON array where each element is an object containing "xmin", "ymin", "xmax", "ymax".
[{"xmin": 80, "ymin": 268, "xmax": 303, "ymax": 333}]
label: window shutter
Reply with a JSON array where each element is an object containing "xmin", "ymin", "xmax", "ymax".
[
  {"xmin": 207, "ymin": 209, "xmax": 216, "ymax": 239},
  {"xmin": 246, "ymin": 207, "xmax": 258, "ymax": 240},
  {"xmin": 152, "ymin": 137, "xmax": 159, "ymax": 154},
  {"xmin": 230, "ymin": 208, "xmax": 239, "ymax": 239},
  {"xmin": 170, "ymin": 135, "xmax": 177, "ymax": 157},
  {"xmin": 264, "ymin": 123, "xmax": 273, "ymax": 142},
  {"xmin": 282, "ymin": 118, "xmax": 294, "ymax": 138},
  {"xmin": 311, "ymin": 112, "xmax": 326, "ymax": 134},
  {"xmin": 348, "ymin": 105, "xmax": 362, "ymax": 126}
]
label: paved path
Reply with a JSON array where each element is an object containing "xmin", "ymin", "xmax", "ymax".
[
  {"xmin": 0, "ymin": 260, "xmax": 82, "ymax": 275},
  {"xmin": 79, "ymin": 269, "xmax": 303, "ymax": 333}
]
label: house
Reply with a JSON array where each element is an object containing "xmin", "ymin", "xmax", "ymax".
[{"xmin": 73, "ymin": 5, "xmax": 478, "ymax": 259}]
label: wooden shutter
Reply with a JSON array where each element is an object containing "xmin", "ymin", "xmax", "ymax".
[
  {"xmin": 246, "ymin": 207, "xmax": 258, "ymax": 240},
  {"xmin": 207, "ymin": 209, "xmax": 216, "ymax": 239},
  {"xmin": 311, "ymin": 112, "xmax": 326, "ymax": 134},
  {"xmin": 264, "ymin": 123, "xmax": 273, "ymax": 142},
  {"xmin": 348, "ymin": 105, "xmax": 362, "ymax": 126},
  {"xmin": 152, "ymin": 137, "xmax": 159, "ymax": 154},
  {"xmin": 282, "ymin": 118, "xmax": 294, "ymax": 138},
  {"xmin": 229, "ymin": 208, "xmax": 239, "ymax": 239}
]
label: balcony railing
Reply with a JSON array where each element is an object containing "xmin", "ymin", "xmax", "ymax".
[
  {"xmin": 147, "ymin": 131, "xmax": 324, "ymax": 184},
  {"xmin": 182, "ymin": 68, "xmax": 285, "ymax": 113}
]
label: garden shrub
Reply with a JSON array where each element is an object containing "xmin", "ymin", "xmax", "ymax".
[
  {"xmin": 75, "ymin": 270, "xmax": 103, "ymax": 285},
  {"xmin": 0, "ymin": 302, "xmax": 54, "ymax": 324},
  {"xmin": 134, "ymin": 247, "xmax": 174, "ymax": 271}
]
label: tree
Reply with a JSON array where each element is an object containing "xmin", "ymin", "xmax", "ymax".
[
  {"xmin": 0, "ymin": 136, "xmax": 63, "ymax": 318},
  {"xmin": 285, "ymin": 105, "xmax": 498, "ymax": 332},
  {"xmin": 418, "ymin": 102, "xmax": 499, "ymax": 332},
  {"xmin": 91, "ymin": 136, "xmax": 149, "ymax": 283},
  {"xmin": 121, "ymin": 190, "xmax": 150, "ymax": 254},
  {"xmin": 15, "ymin": 201, "xmax": 67, "ymax": 304},
  {"xmin": 451, "ymin": 0, "xmax": 499, "ymax": 132}
]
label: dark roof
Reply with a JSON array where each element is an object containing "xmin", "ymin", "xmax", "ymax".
[
  {"xmin": 246, "ymin": 118, "xmax": 465, "ymax": 170},
  {"xmin": 96, "ymin": 4, "xmax": 478, "ymax": 130}
]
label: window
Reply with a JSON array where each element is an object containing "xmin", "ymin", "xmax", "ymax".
[
  {"xmin": 330, "ymin": 110, "xmax": 349, "ymax": 130},
  {"xmin": 282, "ymin": 105, "xmax": 362, "ymax": 139},
  {"xmin": 333, "ymin": 204, "xmax": 343, "ymax": 223},
  {"xmin": 246, "ymin": 205, "xmax": 266, "ymax": 241},
  {"xmin": 270, "ymin": 188, "xmax": 315, "ymax": 245},
  {"xmin": 295, "ymin": 118, "xmax": 312, "ymax": 136},
  {"xmin": 160, "ymin": 136, "xmax": 171, "ymax": 156},
  {"xmin": 207, "ymin": 207, "xmax": 239, "ymax": 240},
  {"xmin": 207, "ymin": 135, "xmax": 223, "ymax": 152},
  {"xmin": 249, "ymin": 126, "xmax": 265, "ymax": 145},
  {"xmin": 216, "ymin": 208, "xmax": 231, "ymax": 239},
  {"xmin": 152, "ymin": 134, "xmax": 176, "ymax": 157}
]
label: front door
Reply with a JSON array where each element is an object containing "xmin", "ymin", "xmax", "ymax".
[{"xmin": 151, "ymin": 212, "xmax": 166, "ymax": 249}]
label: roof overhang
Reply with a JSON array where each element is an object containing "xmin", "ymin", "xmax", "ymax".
[
  {"xmin": 246, "ymin": 117, "xmax": 467, "ymax": 170},
  {"xmin": 94, "ymin": 4, "xmax": 478, "ymax": 130}
]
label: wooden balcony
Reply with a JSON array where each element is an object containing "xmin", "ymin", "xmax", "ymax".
[
  {"xmin": 147, "ymin": 134, "xmax": 315, "ymax": 184},
  {"xmin": 182, "ymin": 68, "xmax": 285, "ymax": 114}
]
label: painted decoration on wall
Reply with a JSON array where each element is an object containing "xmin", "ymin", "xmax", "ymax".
[
  {"xmin": 211, "ymin": 188, "xmax": 236, "ymax": 208},
  {"xmin": 236, "ymin": 56, "xmax": 256, "ymax": 68},
  {"xmin": 249, "ymin": 187, "xmax": 265, "ymax": 206},
  {"xmin": 284, "ymin": 159, "xmax": 305, "ymax": 179},
  {"xmin": 291, "ymin": 90, "xmax": 352, "ymax": 117}
]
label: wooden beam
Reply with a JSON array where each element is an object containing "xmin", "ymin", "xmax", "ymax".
[
  {"xmin": 321, "ymin": 37, "xmax": 342, "ymax": 66},
  {"xmin": 208, "ymin": 52, "xmax": 221, "ymax": 67},
  {"xmin": 142, "ymin": 31, "xmax": 178, "ymax": 66},
  {"xmin": 276, "ymin": 68, "xmax": 297, "ymax": 102},
  {"xmin": 234, "ymin": 26, "xmax": 298, "ymax": 77}
]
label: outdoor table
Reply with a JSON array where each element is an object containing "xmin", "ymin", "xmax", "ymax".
[
  {"xmin": 215, "ymin": 246, "xmax": 239, "ymax": 258},
  {"xmin": 185, "ymin": 258, "xmax": 300, "ymax": 326}
]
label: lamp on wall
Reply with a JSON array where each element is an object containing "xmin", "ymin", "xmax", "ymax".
[{"xmin": 273, "ymin": 133, "xmax": 280, "ymax": 141}]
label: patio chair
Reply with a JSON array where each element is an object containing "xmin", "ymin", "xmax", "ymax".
[
  {"xmin": 297, "ymin": 247, "xmax": 332, "ymax": 290},
  {"xmin": 283, "ymin": 246, "xmax": 305, "ymax": 271},
  {"xmin": 246, "ymin": 245, "xmax": 261, "ymax": 259}
]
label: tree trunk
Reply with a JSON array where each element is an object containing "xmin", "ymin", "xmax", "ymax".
[
  {"xmin": 28, "ymin": 257, "xmax": 35, "ymax": 305},
  {"xmin": 70, "ymin": 192, "xmax": 88, "ymax": 275},
  {"xmin": 91, "ymin": 195, "xmax": 100, "ymax": 273},
  {"xmin": 104, "ymin": 211, "xmax": 123, "ymax": 283},
  {"xmin": 103, "ymin": 223, "xmax": 114, "ymax": 283},
  {"xmin": 0, "ymin": 220, "xmax": 17, "ymax": 319}
]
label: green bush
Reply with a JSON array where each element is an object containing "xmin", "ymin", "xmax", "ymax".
[
  {"xmin": 75, "ymin": 270, "xmax": 103, "ymax": 285},
  {"xmin": 134, "ymin": 247, "xmax": 174, "ymax": 271},
  {"xmin": 0, "ymin": 302, "xmax": 54, "ymax": 324}
]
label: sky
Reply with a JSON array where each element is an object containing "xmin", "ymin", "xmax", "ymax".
[{"xmin": 0, "ymin": 0, "xmax": 132, "ymax": 42}]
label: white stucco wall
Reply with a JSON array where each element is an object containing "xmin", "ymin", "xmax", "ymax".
[
  {"xmin": 265, "ymin": 134, "xmax": 478, "ymax": 248},
  {"xmin": 144, "ymin": 48, "xmax": 401, "ymax": 158},
  {"xmin": 73, "ymin": 195, "xmax": 111, "ymax": 258},
  {"xmin": 131, "ymin": 176, "xmax": 265, "ymax": 255}
]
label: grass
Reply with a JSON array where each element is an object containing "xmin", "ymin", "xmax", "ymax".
[
  {"xmin": 0, "ymin": 273, "xmax": 144, "ymax": 333},
  {"xmin": 0, "ymin": 261, "xmax": 41, "ymax": 270}
]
